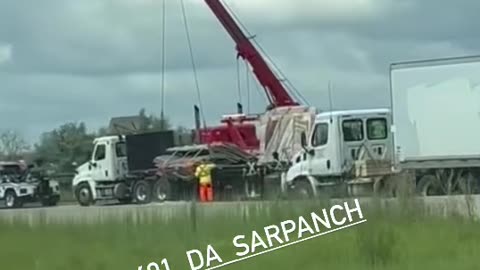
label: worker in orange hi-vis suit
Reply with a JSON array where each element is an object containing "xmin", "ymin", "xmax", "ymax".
[{"xmin": 194, "ymin": 161, "xmax": 216, "ymax": 202}]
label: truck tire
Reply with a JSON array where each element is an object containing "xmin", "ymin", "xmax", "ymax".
[
  {"xmin": 291, "ymin": 178, "xmax": 314, "ymax": 200},
  {"xmin": 75, "ymin": 183, "xmax": 94, "ymax": 207},
  {"xmin": 417, "ymin": 175, "xmax": 443, "ymax": 196},
  {"xmin": 4, "ymin": 190, "xmax": 23, "ymax": 208},
  {"xmin": 133, "ymin": 180, "xmax": 152, "ymax": 204},
  {"xmin": 153, "ymin": 177, "xmax": 170, "ymax": 202}
]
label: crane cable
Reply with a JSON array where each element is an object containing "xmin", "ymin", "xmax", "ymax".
[
  {"xmin": 238, "ymin": 57, "xmax": 266, "ymax": 113},
  {"xmin": 180, "ymin": 0, "xmax": 207, "ymax": 128},
  {"xmin": 245, "ymin": 61, "xmax": 250, "ymax": 114},
  {"xmin": 236, "ymin": 58, "xmax": 242, "ymax": 105},
  {"xmin": 160, "ymin": 0, "xmax": 166, "ymax": 130},
  {"xmin": 222, "ymin": 0, "xmax": 310, "ymax": 106}
]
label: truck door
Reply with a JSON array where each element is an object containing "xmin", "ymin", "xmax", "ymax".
[
  {"xmin": 113, "ymin": 141, "xmax": 128, "ymax": 180},
  {"xmin": 341, "ymin": 118, "xmax": 365, "ymax": 172},
  {"xmin": 91, "ymin": 143, "xmax": 110, "ymax": 181},
  {"xmin": 364, "ymin": 117, "xmax": 390, "ymax": 161},
  {"xmin": 308, "ymin": 121, "xmax": 334, "ymax": 176}
]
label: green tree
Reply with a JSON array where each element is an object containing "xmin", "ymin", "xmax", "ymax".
[{"xmin": 34, "ymin": 122, "xmax": 95, "ymax": 172}]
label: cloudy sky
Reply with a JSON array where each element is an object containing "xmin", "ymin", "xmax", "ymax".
[{"xmin": 0, "ymin": 0, "xmax": 477, "ymax": 144}]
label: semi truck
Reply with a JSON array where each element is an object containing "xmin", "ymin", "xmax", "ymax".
[
  {"xmin": 72, "ymin": 129, "xmax": 268, "ymax": 206},
  {"xmin": 72, "ymin": 131, "xmax": 175, "ymax": 206},
  {"xmin": 283, "ymin": 54, "xmax": 480, "ymax": 199},
  {"xmin": 0, "ymin": 161, "xmax": 61, "ymax": 208},
  {"xmin": 389, "ymin": 55, "xmax": 480, "ymax": 196},
  {"xmin": 282, "ymin": 108, "xmax": 396, "ymax": 198}
]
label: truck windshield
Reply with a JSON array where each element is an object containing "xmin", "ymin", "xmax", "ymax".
[{"xmin": 312, "ymin": 123, "xmax": 328, "ymax": 146}]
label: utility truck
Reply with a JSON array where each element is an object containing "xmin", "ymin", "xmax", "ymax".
[
  {"xmin": 0, "ymin": 161, "xmax": 61, "ymax": 208},
  {"xmin": 196, "ymin": 0, "xmax": 316, "ymax": 164},
  {"xmin": 282, "ymin": 109, "xmax": 397, "ymax": 198},
  {"xmin": 389, "ymin": 55, "xmax": 480, "ymax": 196},
  {"xmin": 72, "ymin": 131, "xmax": 175, "ymax": 206}
]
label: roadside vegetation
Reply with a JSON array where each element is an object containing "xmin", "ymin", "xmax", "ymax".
[{"xmin": 1, "ymin": 198, "xmax": 479, "ymax": 270}]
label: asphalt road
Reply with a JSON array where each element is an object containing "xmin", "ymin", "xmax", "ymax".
[{"xmin": 1, "ymin": 195, "xmax": 479, "ymax": 224}]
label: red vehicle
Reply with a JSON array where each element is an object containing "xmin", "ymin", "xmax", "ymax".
[
  {"xmin": 197, "ymin": 0, "xmax": 316, "ymax": 164},
  {"xmin": 149, "ymin": 0, "xmax": 316, "ymax": 202}
]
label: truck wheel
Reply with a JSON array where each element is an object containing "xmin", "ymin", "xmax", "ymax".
[
  {"xmin": 417, "ymin": 175, "xmax": 443, "ymax": 196},
  {"xmin": 291, "ymin": 179, "xmax": 314, "ymax": 200},
  {"xmin": 75, "ymin": 183, "xmax": 94, "ymax": 207},
  {"xmin": 4, "ymin": 190, "xmax": 23, "ymax": 208},
  {"xmin": 153, "ymin": 178, "xmax": 170, "ymax": 202},
  {"xmin": 133, "ymin": 180, "xmax": 152, "ymax": 204}
]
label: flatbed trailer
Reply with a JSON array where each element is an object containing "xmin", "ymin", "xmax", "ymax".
[{"xmin": 152, "ymin": 143, "xmax": 267, "ymax": 202}]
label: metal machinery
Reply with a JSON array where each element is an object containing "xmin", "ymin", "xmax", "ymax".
[
  {"xmin": 153, "ymin": 143, "xmax": 259, "ymax": 201},
  {"xmin": 197, "ymin": 0, "xmax": 314, "ymax": 160}
]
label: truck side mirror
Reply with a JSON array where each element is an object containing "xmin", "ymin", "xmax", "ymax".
[
  {"xmin": 86, "ymin": 150, "xmax": 93, "ymax": 161},
  {"xmin": 300, "ymin": 132, "xmax": 307, "ymax": 149},
  {"xmin": 300, "ymin": 132, "xmax": 314, "ymax": 156}
]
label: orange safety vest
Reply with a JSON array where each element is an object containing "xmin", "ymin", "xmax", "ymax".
[{"xmin": 195, "ymin": 163, "xmax": 215, "ymax": 185}]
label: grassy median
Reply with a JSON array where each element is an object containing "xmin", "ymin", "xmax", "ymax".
[{"xmin": 1, "ymin": 199, "xmax": 479, "ymax": 270}]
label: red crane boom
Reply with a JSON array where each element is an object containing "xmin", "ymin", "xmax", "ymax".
[
  {"xmin": 204, "ymin": 0, "xmax": 298, "ymax": 108},
  {"xmin": 195, "ymin": 0, "xmax": 308, "ymax": 155}
]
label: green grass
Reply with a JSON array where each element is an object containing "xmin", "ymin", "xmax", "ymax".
[{"xmin": 1, "ymin": 199, "xmax": 479, "ymax": 270}]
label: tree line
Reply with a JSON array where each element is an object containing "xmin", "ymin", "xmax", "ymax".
[{"xmin": 0, "ymin": 108, "xmax": 194, "ymax": 173}]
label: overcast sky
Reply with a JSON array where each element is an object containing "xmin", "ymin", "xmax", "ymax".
[{"xmin": 0, "ymin": 0, "xmax": 477, "ymax": 144}]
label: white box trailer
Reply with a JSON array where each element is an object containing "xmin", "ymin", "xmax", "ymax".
[{"xmin": 390, "ymin": 55, "xmax": 480, "ymax": 195}]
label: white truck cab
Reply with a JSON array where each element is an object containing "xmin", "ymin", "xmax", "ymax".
[
  {"xmin": 72, "ymin": 131, "xmax": 174, "ymax": 206},
  {"xmin": 72, "ymin": 135, "xmax": 130, "ymax": 206},
  {"xmin": 283, "ymin": 108, "xmax": 395, "ymax": 198}
]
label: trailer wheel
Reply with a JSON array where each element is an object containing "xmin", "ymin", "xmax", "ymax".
[
  {"xmin": 133, "ymin": 180, "xmax": 152, "ymax": 204},
  {"xmin": 417, "ymin": 175, "xmax": 443, "ymax": 196},
  {"xmin": 4, "ymin": 190, "xmax": 22, "ymax": 208},
  {"xmin": 153, "ymin": 177, "xmax": 170, "ymax": 202},
  {"xmin": 75, "ymin": 183, "xmax": 94, "ymax": 207}
]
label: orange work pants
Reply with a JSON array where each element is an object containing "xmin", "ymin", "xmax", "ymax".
[{"xmin": 199, "ymin": 184, "xmax": 213, "ymax": 202}]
